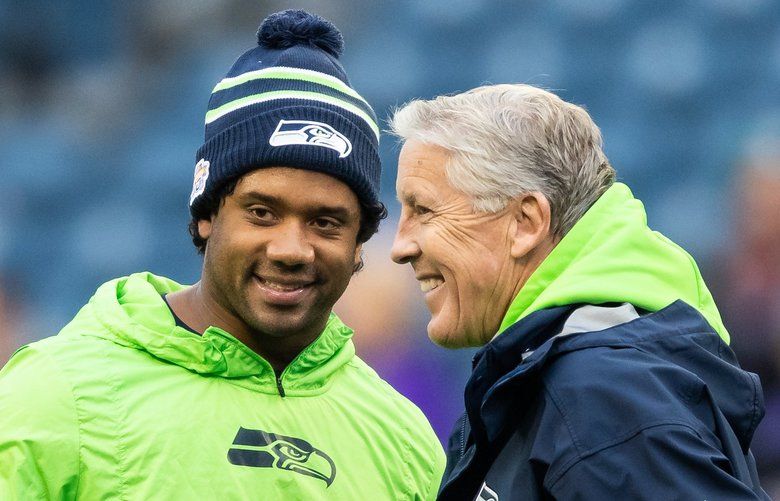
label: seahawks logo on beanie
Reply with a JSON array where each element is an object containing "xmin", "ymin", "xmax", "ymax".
[
  {"xmin": 269, "ymin": 120, "xmax": 352, "ymax": 158},
  {"xmin": 190, "ymin": 9, "xmax": 381, "ymax": 216}
]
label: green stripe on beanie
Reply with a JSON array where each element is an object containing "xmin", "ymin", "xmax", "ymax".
[{"xmin": 204, "ymin": 91, "xmax": 380, "ymax": 139}]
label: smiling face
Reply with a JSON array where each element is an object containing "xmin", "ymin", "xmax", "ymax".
[
  {"xmin": 391, "ymin": 140, "xmax": 530, "ymax": 347},
  {"xmin": 198, "ymin": 167, "xmax": 362, "ymax": 351}
]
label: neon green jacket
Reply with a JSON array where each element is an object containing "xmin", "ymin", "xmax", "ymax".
[{"xmin": 0, "ymin": 273, "xmax": 445, "ymax": 500}]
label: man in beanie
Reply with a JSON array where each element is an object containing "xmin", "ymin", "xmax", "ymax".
[
  {"xmin": 0, "ymin": 10, "xmax": 444, "ymax": 499},
  {"xmin": 390, "ymin": 84, "xmax": 769, "ymax": 500}
]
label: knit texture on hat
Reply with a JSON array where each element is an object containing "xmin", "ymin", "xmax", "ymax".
[{"xmin": 189, "ymin": 9, "xmax": 380, "ymax": 215}]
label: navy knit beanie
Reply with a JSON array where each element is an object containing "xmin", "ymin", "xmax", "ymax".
[{"xmin": 189, "ymin": 9, "xmax": 380, "ymax": 215}]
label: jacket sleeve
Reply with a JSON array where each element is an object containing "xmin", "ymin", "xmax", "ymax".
[
  {"xmin": 548, "ymin": 423, "xmax": 769, "ymax": 500},
  {"xmin": 0, "ymin": 345, "xmax": 80, "ymax": 500}
]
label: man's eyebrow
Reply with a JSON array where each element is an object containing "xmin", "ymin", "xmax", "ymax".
[
  {"xmin": 308, "ymin": 204, "xmax": 354, "ymax": 219},
  {"xmin": 397, "ymin": 191, "xmax": 417, "ymax": 206},
  {"xmin": 237, "ymin": 191, "xmax": 281, "ymax": 205},
  {"xmin": 237, "ymin": 190, "xmax": 355, "ymax": 218}
]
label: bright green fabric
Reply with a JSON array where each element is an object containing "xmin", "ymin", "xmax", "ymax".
[
  {"xmin": 0, "ymin": 272, "xmax": 445, "ymax": 500},
  {"xmin": 499, "ymin": 183, "xmax": 729, "ymax": 344}
]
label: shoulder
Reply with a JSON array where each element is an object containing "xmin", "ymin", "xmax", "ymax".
[
  {"xmin": 4, "ymin": 326, "xmax": 126, "ymax": 378},
  {"xmin": 541, "ymin": 342, "xmax": 710, "ymax": 442},
  {"xmin": 340, "ymin": 355, "xmax": 446, "ymax": 489},
  {"xmin": 529, "ymin": 339, "xmax": 719, "ymax": 476},
  {"xmin": 0, "ymin": 327, "xmax": 136, "ymax": 423},
  {"xmin": 0, "ymin": 338, "xmax": 79, "ymax": 418},
  {"xmin": 344, "ymin": 356, "xmax": 424, "ymax": 414},
  {"xmin": 344, "ymin": 355, "xmax": 441, "ymax": 441},
  {"xmin": 546, "ymin": 334, "xmax": 705, "ymax": 396},
  {"xmin": 2, "ymin": 337, "xmax": 69, "ymax": 387}
]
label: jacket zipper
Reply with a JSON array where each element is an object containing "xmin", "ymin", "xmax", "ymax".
[
  {"xmin": 459, "ymin": 414, "xmax": 468, "ymax": 458},
  {"xmin": 276, "ymin": 375, "xmax": 286, "ymax": 397}
]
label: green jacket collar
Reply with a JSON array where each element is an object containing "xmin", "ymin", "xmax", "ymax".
[
  {"xmin": 84, "ymin": 272, "xmax": 355, "ymax": 393},
  {"xmin": 499, "ymin": 183, "xmax": 729, "ymax": 343}
]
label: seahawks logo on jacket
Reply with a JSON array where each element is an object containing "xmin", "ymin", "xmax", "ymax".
[
  {"xmin": 269, "ymin": 119, "xmax": 352, "ymax": 158},
  {"xmin": 227, "ymin": 427, "xmax": 336, "ymax": 486}
]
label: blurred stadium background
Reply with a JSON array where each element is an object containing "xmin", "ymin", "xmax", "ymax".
[{"xmin": 1, "ymin": 0, "xmax": 779, "ymax": 494}]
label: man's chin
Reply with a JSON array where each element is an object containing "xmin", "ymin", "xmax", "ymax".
[
  {"xmin": 426, "ymin": 320, "xmax": 476, "ymax": 349},
  {"xmin": 244, "ymin": 307, "xmax": 329, "ymax": 338},
  {"xmin": 247, "ymin": 319, "xmax": 308, "ymax": 338}
]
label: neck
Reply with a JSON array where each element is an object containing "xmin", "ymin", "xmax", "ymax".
[{"xmin": 165, "ymin": 282, "xmax": 318, "ymax": 373}]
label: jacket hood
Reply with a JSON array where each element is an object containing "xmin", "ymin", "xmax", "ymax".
[
  {"xmin": 499, "ymin": 183, "xmax": 729, "ymax": 343},
  {"xmin": 61, "ymin": 272, "xmax": 355, "ymax": 392}
]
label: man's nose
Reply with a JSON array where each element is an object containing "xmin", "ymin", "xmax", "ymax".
[
  {"xmin": 266, "ymin": 222, "xmax": 315, "ymax": 266},
  {"xmin": 390, "ymin": 216, "xmax": 420, "ymax": 264}
]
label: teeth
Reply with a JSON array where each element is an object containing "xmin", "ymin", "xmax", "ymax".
[
  {"xmin": 262, "ymin": 280, "xmax": 305, "ymax": 292},
  {"xmin": 420, "ymin": 278, "xmax": 444, "ymax": 293}
]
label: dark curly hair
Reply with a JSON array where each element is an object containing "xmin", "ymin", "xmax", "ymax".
[{"xmin": 188, "ymin": 176, "xmax": 387, "ymax": 271}]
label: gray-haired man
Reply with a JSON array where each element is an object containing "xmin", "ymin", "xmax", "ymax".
[{"xmin": 390, "ymin": 84, "xmax": 768, "ymax": 500}]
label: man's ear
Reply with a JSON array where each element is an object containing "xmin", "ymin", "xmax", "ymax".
[
  {"xmin": 509, "ymin": 192, "xmax": 552, "ymax": 259},
  {"xmin": 353, "ymin": 243, "xmax": 364, "ymax": 272},
  {"xmin": 197, "ymin": 218, "xmax": 214, "ymax": 240},
  {"xmin": 354, "ymin": 243, "xmax": 363, "ymax": 264}
]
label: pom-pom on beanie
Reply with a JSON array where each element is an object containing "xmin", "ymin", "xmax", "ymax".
[{"xmin": 189, "ymin": 9, "xmax": 381, "ymax": 215}]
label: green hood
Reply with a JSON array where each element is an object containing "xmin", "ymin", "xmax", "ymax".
[
  {"xmin": 77, "ymin": 272, "xmax": 355, "ymax": 393},
  {"xmin": 499, "ymin": 183, "xmax": 729, "ymax": 344}
]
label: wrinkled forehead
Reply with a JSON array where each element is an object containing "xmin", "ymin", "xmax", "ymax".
[{"xmin": 396, "ymin": 141, "xmax": 452, "ymax": 192}]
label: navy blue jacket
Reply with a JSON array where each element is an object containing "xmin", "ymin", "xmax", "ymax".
[{"xmin": 438, "ymin": 301, "xmax": 769, "ymax": 500}]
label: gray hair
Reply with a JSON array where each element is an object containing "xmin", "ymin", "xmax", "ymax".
[{"xmin": 389, "ymin": 84, "xmax": 616, "ymax": 236}]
